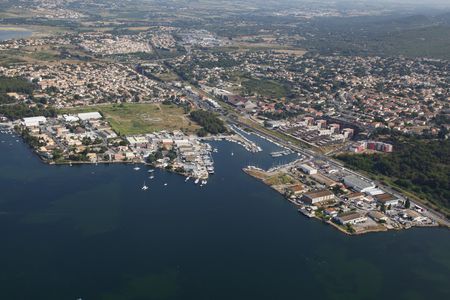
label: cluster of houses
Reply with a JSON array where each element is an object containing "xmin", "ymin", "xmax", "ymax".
[
  {"xmin": 171, "ymin": 49, "xmax": 449, "ymax": 137},
  {"xmin": 0, "ymin": 62, "xmax": 166, "ymax": 107},
  {"xmin": 21, "ymin": 112, "xmax": 118, "ymax": 162},
  {"xmin": 151, "ymin": 33, "xmax": 177, "ymax": 50},
  {"xmin": 178, "ymin": 30, "xmax": 224, "ymax": 48},
  {"xmin": 0, "ymin": 34, "xmax": 71, "ymax": 51},
  {"xmin": 276, "ymin": 117, "xmax": 357, "ymax": 147},
  {"xmin": 266, "ymin": 159, "xmax": 435, "ymax": 234},
  {"xmin": 77, "ymin": 32, "xmax": 153, "ymax": 55},
  {"xmin": 19, "ymin": 112, "xmax": 215, "ymax": 179}
]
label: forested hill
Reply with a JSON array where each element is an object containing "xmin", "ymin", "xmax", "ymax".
[{"xmin": 337, "ymin": 138, "xmax": 450, "ymax": 215}]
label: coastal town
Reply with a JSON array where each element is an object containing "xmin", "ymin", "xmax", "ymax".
[
  {"xmin": 0, "ymin": 3, "xmax": 448, "ymax": 236},
  {"xmin": 1, "ymin": 1, "xmax": 450, "ymax": 299},
  {"xmin": 10, "ymin": 107, "xmax": 441, "ymax": 235}
]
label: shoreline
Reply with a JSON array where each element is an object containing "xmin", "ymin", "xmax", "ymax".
[
  {"xmin": 2, "ymin": 124, "xmax": 447, "ymax": 235},
  {"xmin": 243, "ymin": 167, "xmax": 442, "ymax": 235}
]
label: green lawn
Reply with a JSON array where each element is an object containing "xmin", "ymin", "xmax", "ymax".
[{"xmin": 61, "ymin": 103, "xmax": 199, "ymax": 135}]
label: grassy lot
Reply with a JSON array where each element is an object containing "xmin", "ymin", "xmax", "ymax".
[
  {"xmin": 62, "ymin": 103, "xmax": 200, "ymax": 135},
  {"xmin": 241, "ymin": 78, "xmax": 290, "ymax": 99},
  {"xmin": 265, "ymin": 173, "xmax": 298, "ymax": 186}
]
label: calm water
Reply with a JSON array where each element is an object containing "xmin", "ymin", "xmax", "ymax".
[
  {"xmin": 0, "ymin": 131, "xmax": 449, "ymax": 300},
  {"xmin": 0, "ymin": 30, "xmax": 32, "ymax": 41}
]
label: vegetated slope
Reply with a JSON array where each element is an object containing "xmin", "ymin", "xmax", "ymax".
[{"xmin": 337, "ymin": 138, "xmax": 450, "ymax": 214}]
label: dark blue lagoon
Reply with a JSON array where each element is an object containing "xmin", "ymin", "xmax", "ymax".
[
  {"xmin": 0, "ymin": 29, "xmax": 32, "ymax": 41},
  {"xmin": 0, "ymin": 131, "xmax": 449, "ymax": 300}
]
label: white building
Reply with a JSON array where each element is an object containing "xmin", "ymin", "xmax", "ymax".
[
  {"xmin": 343, "ymin": 175, "xmax": 376, "ymax": 193},
  {"xmin": 299, "ymin": 164, "xmax": 318, "ymax": 175},
  {"xmin": 22, "ymin": 116, "xmax": 47, "ymax": 127},
  {"xmin": 61, "ymin": 114, "xmax": 79, "ymax": 122},
  {"xmin": 77, "ymin": 112, "xmax": 102, "ymax": 121}
]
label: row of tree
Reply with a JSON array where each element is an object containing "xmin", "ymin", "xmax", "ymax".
[{"xmin": 0, "ymin": 103, "xmax": 57, "ymax": 120}]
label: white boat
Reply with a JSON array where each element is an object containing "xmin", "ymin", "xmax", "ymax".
[
  {"xmin": 134, "ymin": 166, "xmax": 141, "ymax": 171},
  {"xmin": 149, "ymin": 175, "xmax": 155, "ymax": 179},
  {"xmin": 164, "ymin": 183, "xmax": 168, "ymax": 186},
  {"xmin": 202, "ymin": 180, "xmax": 207, "ymax": 185},
  {"xmin": 148, "ymin": 169, "xmax": 155, "ymax": 173},
  {"xmin": 231, "ymin": 152, "xmax": 234, "ymax": 156},
  {"xmin": 194, "ymin": 178, "xmax": 200, "ymax": 184},
  {"xmin": 141, "ymin": 182, "xmax": 148, "ymax": 191},
  {"xmin": 185, "ymin": 176, "xmax": 190, "ymax": 182}
]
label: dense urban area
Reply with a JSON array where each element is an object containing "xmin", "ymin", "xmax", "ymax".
[{"xmin": 0, "ymin": 0, "xmax": 449, "ymax": 235}]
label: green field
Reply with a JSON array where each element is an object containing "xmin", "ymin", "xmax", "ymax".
[
  {"xmin": 241, "ymin": 78, "xmax": 290, "ymax": 99},
  {"xmin": 62, "ymin": 103, "xmax": 200, "ymax": 135}
]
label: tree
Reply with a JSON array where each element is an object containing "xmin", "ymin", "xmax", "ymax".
[
  {"xmin": 196, "ymin": 128, "xmax": 208, "ymax": 137},
  {"xmin": 52, "ymin": 149, "xmax": 63, "ymax": 161},
  {"xmin": 346, "ymin": 224, "xmax": 355, "ymax": 233},
  {"xmin": 167, "ymin": 149, "xmax": 177, "ymax": 161},
  {"xmin": 189, "ymin": 110, "xmax": 227, "ymax": 135},
  {"xmin": 405, "ymin": 198, "xmax": 411, "ymax": 209}
]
